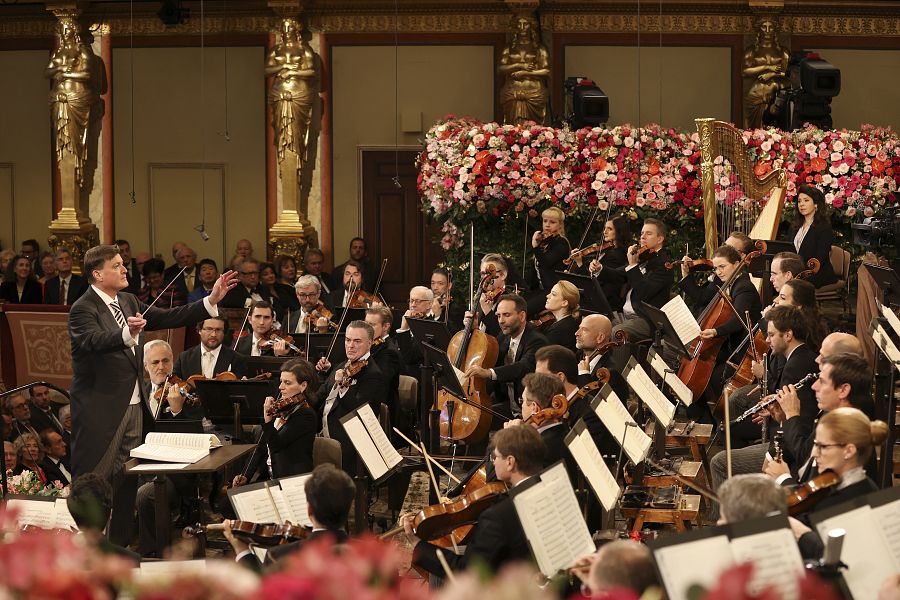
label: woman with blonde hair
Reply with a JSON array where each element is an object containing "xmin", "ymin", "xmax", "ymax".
[
  {"xmin": 537, "ymin": 280, "xmax": 580, "ymax": 352},
  {"xmin": 530, "ymin": 206, "xmax": 570, "ymax": 293}
]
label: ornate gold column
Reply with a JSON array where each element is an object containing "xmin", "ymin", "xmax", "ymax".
[
  {"xmin": 45, "ymin": 4, "xmax": 100, "ymax": 273},
  {"xmin": 266, "ymin": 0, "xmax": 320, "ymax": 263}
]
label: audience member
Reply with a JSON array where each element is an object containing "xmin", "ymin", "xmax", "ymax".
[{"xmin": 39, "ymin": 429, "xmax": 71, "ymax": 485}]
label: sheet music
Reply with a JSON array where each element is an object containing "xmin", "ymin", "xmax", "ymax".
[
  {"xmin": 624, "ymin": 357, "xmax": 676, "ymax": 427},
  {"xmin": 565, "ymin": 423, "xmax": 621, "ymax": 511},
  {"xmin": 815, "ymin": 505, "xmax": 900, "ymax": 600},
  {"xmin": 647, "ymin": 348, "xmax": 694, "ymax": 406},
  {"xmin": 870, "ymin": 495, "xmax": 900, "ymax": 564},
  {"xmin": 870, "ymin": 322, "xmax": 900, "ymax": 375},
  {"xmin": 730, "ymin": 528, "xmax": 804, "ymax": 600},
  {"xmin": 129, "ymin": 463, "xmax": 190, "ymax": 471},
  {"xmin": 341, "ymin": 415, "xmax": 389, "ymax": 480},
  {"xmin": 661, "ymin": 295, "xmax": 702, "ymax": 347},
  {"xmin": 54, "ymin": 498, "xmax": 79, "ymax": 531},
  {"xmin": 6, "ymin": 498, "xmax": 57, "ymax": 530},
  {"xmin": 129, "ymin": 444, "xmax": 208, "ymax": 464},
  {"xmin": 142, "ymin": 432, "xmax": 221, "ymax": 449},
  {"xmin": 653, "ymin": 534, "xmax": 734, "ymax": 600},
  {"xmin": 228, "ymin": 487, "xmax": 281, "ymax": 523},
  {"xmin": 512, "ymin": 462, "xmax": 595, "ymax": 577},
  {"xmin": 266, "ymin": 483, "xmax": 296, "ymax": 524},
  {"xmin": 356, "ymin": 404, "xmax": 403, "ymax": 469},
  {"xmin": 277, "ymin": 473, "xmax": 314, "ymax": 528},
  {"xmin": 592, "ymin": 386, "xmax": 652, "ymax": 465},
  {"xmin": 879, "ymin": 301, "xmax": 900, "ymax": 338}
]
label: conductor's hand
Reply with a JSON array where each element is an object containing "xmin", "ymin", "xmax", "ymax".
[
  {"xmin": 316, "ymin": 357, "xmax": 331, "ymax": 373},
  {"xmin": 127, "ymin": 313, "xmax": 147, "ymax": 339},
  {"xmin": 207, "ymin": 270, "xmax": 239, "ymax": 305}
]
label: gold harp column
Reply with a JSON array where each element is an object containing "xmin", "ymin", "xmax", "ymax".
[
  {"xmin": 45, "ymin": 4, "xmax": 100, "ymax": 273},
  {"xmin": 266, "ymin": 2, "xmax": 320, "ymax": 263},
  {"xmin": 695, "ymin": 118, "xmax": 719, "ymax": 259}
]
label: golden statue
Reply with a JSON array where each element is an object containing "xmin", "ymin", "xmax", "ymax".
[
  {"xmin": 742, "ymin": 17, "xmax": 790, "ymax": 130},
  {"xmin": 46, "ymin": 16, "xmax": 95, "ymax": 188},
  {"xmin": 498, "ymin": 15, "xmax": 550, "ymax": 126},
  {"xmin": 266, "ymin": 17, "xmax": 320, "ymax": 171}
]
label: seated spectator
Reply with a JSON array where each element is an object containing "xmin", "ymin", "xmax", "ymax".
[
  {"xmin": 3, "ymin": 440, "xmax": 16, "ymax": 475},
  {"xmin": 138, "ymin": 257, "xmax": 184, "ymax": 307},
  {"xmin": 13, "ymin": 432, "xmax": 47, "ymax": 483},
  {"xmin": 0, "ymin": 254, "xmax": 43, "ymax": 304},
  {"xmin": 38, "ymin": 251, "xmax": 57, "ymax": 285},
  {"xmin": 58, "ymin": 404, "xmax": 72, "ymax": 446},
  {"xmin": 67, "ymin": 474, "xmax": 139, "ymax": 562},
  {"xmin": 235, "ymin": 239, "xmax": 254, "ymax": 260},
  {"xmin": 39, "ymin": 429, "xmax": 71, "ymax": 486},
  {"xmin": 274, "ymin": 254, "xmax": 298, "ymax": 287},
  {"xmin": 0, "ymin": 248, "xmax": 15, "ymax": 284},
  {"xmin": 28, "ymin": 384, "xmax": 64, "ymax": 436},
  {"xmin": 187, "ymin": 258, "xmax": 219, "ymax": 302},
  {"xmin": 260, "ymin": 261, "xmax": 299, "ymax": 315},
  {"xmin": 7, "ymin": 393, "xmax": 39, "ymax": 439}
]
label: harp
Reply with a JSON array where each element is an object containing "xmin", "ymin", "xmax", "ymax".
[{"xmin": 695, "ymin": 118, "xmax": 787, "ymax": 260}]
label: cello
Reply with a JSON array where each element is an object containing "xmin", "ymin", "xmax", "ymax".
[
  {"xmin": 434, "ymin": 263, "xmax": 500, "ymax": 444},
  {"xmin": 676, "ymin": 248, "xmax": 761, "ymax": 400}
]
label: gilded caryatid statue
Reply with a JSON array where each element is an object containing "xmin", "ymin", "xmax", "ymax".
[
  {"xmin": 266, "ymin": 17, "xmax": 319, "ymax": 172},
  {"xmin": 743, "ymin": 17, "xmax": 790, "ymax": 130},
  {"xmin": 498, "ymin": 15, "xmax": 550, "ymax": 126},
  {"xmin": 46, "ymin": 16, "xmax": 95, "ymax": 189}
]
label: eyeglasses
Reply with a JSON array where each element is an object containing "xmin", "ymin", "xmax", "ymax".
[
  {"xmin": 200, "ymin": 327, "xmax": 224, "ymax": 333},
  {"xmin": 408, "ymin": 298, "xmax": 430, "ymax": 304},
  {"xmin": 812, "ymin": 441, "xmax": 846, "ymax": 452},
  {"xmin": 297, "ymin": 292, "xmax": 318, "ymax": 298}
]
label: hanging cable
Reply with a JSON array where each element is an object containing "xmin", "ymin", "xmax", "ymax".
[
  {"xmin": 221, "ymin": 0, "xmax": 230, "ymax": 142},
  {"xmin": 658, "ymin": 0, "xmax": 663, "ymax": 126},
  {"xmin": 195, "ymin": 0, "xmax": 208, "ymax": 241},
  {"xmin": 128, "ymin": 0, "xmax": 136, "ymax": 203},
  {"xmin": 636, "ymin": 0, "xmax": 641, "ymax": 128},
  {"xmin": 391, "ymin": 0, "xmax": 401, "ymax": 188}
]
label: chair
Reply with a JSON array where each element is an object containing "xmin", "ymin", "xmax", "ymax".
[
  {"xmin": 815, "ymin": 245, "xmax": 852, "ymax": 314},
  {"xmin": 312, "ymin": 436, "xmax": 342, "ymax": 468},
  {"xmin": 398, "ymin": 375, "xmax": 419, "ymax": 415},
  {"xmin": 379, "ymin": 402, "xmax": 391, "ymax": 436}
]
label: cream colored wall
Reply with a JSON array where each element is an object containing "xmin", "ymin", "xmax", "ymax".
[
  {"xmin": 331, "ymin": 45, "xmax": 494, "ymax": 264},
  {"xmin": 809, "ymin": 48, "xmax": 900, "ymax": 131},
  {"xmin": 112, "ymin": 46, "xmax": 266, "ymax": 268},
  {"xmin": 0, "ymin": 51, "xmax": 52, "ymax": 252},
  {"xmin": 565, "ymin": 46, "xmax": 732, "ymax": 131}
]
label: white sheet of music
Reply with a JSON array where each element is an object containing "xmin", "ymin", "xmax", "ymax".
[
  {"xmin": 229, "ymin": 487, "xmax": 281, "ymax": 523},
  {"xmin": 871, "ymin": 322, "xmax": 900, "ymax": 375},
  {"xmin": 593, "ymin": 385, "xmax": 652, "ymax": 465},
  {"xmin": 266, "ymin": 483, "xmax": 297, "ymax": 524},
  {"xmin": 815, "ymin": 505, "xmax": 900, "ymax": 600},
  {"xmin": 53, "ymin": 498, "xmax": 78, "ymax": 531},
  {"xmin": 6, "ymin": 498, "xmax": 57, "ymax": 530},
  {"xmin": 729, "ymin": 528, "xmax": 804, "ymax": 600},
  {"xmin": 647, "ymin": 348, "xmax": 694, "ymax": 406},
  {"xmin": 277, "ymin": 474, "xmax": 314, "ymax": 528},
  {"xmin": 565, "ymin": 425, "xmax": 621, "ymax": 511},
  {"xmin": 879, "ymin": 301, "xmax": 900, "ymax": 338},
  {"xmin": 661, "ymin": 295, "xmax": 702, "ymax": 347},
  {"xmin": 356, "ymin": 404, "xmax": 403, "ymax": 469},
  {"xmin": 511, "ymin": 462, "xmax": 595, "ymax": 577},
  {"xmin": 654, "ymin": 534, "xmax": 734, "ymax": 600},
  {"xmin": 624, "ymin": 357, "xmax": 676, "ymax": 427},
  {"xmin": 870, "ymin": 497, "xmax": 900, "ymax": 564},
  {"xmin": 342, "ymin": 415, "xmax": 389, "ymax": 480}
]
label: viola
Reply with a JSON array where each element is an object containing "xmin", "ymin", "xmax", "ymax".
[
  {"xmin": 530, "ymin": 310, "xmax": 556, "ymax": 331},
  {"xmin": 153, "ymin": 374, "xmax": 199, "ymax": 406},
  {"xmin": 535, "ymin": 231, "xmax": 560, "ymax": 249},
  {"xmin": 526, "ymin": 393, "xmax": 569, "ymax": 427},
  {"xmin": 666, "ymin": 257, "xmax": 715, "ymax": 273},
  {"xmin": 631, "ymin": 244, "xmax": 657, "ymax": 263},
  {"xmin": 786, "ymin": 470, "xmax": 841, "ymax": 516},
  {"xmin": 336, "ymin": 359, "xmax": 367, "ymax": 391},
  {"xmin": 184, "ymin": 520, "xmax": 310, "ymax": 546},
  {"xmin": 266, "ymin": 391, "xmax": 310, "ymax": 419},
  {"xmin": 563, "ymin": 241, "xmax": 613, "ymax": 267}
]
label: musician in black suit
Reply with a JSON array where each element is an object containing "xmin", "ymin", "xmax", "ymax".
[
  {"xmin": 586, "ymin": 216, "xmax": 631, "ymax": 313},
  {"xmin": 226, "ymin": 464, "xmax": 355, "ymax": 572},
  {"xmin": 39, "ymin": 430, "xmax": 71, "ymax": 486},
  {"xmin": 539, "ymin": 281, "xmax": 580, "ymax": 353},
  {"xmin": 42, "ymin": 248, "xmax": 88, "ymax": 305},
  {"xmin": 574, "ymin": 314, "xmax": 629, "ymax": 406},
  {"xmin": 114, "ymin": 239, "xmax": 142, "ymax": 294},
  {"xmin": 173, "ymin": 316, "xmax": 247, "ymax": 380},
  {"xmin": 0, "ymin": 254, "xmax": 43, "ymax": 304},
  {"xmin": 314, "ymin": 320, "xmax": 387, "ymax": 471},
  {"xmin": 790, "ymin": 185, "xmax": 838, "ymax": 289},
  {"xmin": 365, "ymin": 306, "xmax": 401, "ymax": 423},
  {"xmin": 68, "ymin": 244, "xmax": 237, "ymax": 546},
  {"xmin": 27, "ymin": 384, "xmax": 65, "ymax": 436},
  {"xmin": 403, "ymin": 424, "xmax": 542, "ymax": 575},
  {"xmin": 472, "ymin": 253, "xmax": 512, "ymax": 337},
  {"xmin": 283, "ymin": 275, "xmax": 336, "ymax": 334},
  {"xmin": 512, "ymin": 372, "xmax": 576, "ymax": 483},
  {"xmin": 233, "ymin": 301, "xmax": 294, "ymax": 357},
  {"xmin": 465, "ymin": 294, "xmax": 548, "ymax": 419},
  {"xmin": 219, "ymin": 257, "xmax": 272, "ymax": 310},
  {"xmin": 430, "ymin": 267, "xmax": 465, "ymax": 334}
]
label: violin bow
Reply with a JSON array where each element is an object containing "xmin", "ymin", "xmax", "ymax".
[
  {"xmin": 522, "ymin": 214, "xmax": 529, "ymax": 275},
  {"xmin": 232, "ymin": 304, "xmax": 253, "ymax": 352},
  {"xmin": 144, "ymin": 266, "xmax": 187, "ymax": 312},
  {"xmin": 324, "ymin": 280, "xmax": 357, "ymax": 363},
  {"xmin": 565, "ymin": 204, "xmax": 600, "ymax": 273},
  {"xmin": 392, "ymin": 427, "xmax": 460, "ymax": 484},
  {"xmin": 644, "ymin": 456, "xmax": 719, "ymax": 503},
  {"xmin": 371, "ymin": 258, "xmax": 388, "ymax": 304}
]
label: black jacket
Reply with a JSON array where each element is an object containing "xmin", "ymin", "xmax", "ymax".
[
  {"xmin": 770, "ymin": 344, "xmax": 820, "ymax": 472},
  {"xmin": 219, "ymin": 285, "xmax": 273, "ymax": 310},
  {"xmin": 247, "ymin": 404, "xmax": 317, "ymax": 479},
  {"xmin": 0, "ymin": 279, "xmax": 42, "ymax": 304},
  {"xmin": 493, "ymin": 323, "xmax": 549, "ymax": 413},
  {"xmin": 531, "ymin": 235, "xmax": 571, "ymax": 291},
  {"xmin": 542, "ymin": 314, "xmax": 579, "ymax": 353},
  {"xmin": 40, "ymin": 455, "xmax": 71, "ymax": 486},
  {"xmin": 622, "ymin": 250, "xmax": 672, "ymax": 323},
  {"xmin": 592, "ymin": 246, "xmax": 628, "ymax": 312},
  {"xmin": 28, "ymin": 403, "xmax": 65, "ymax": 436},
  {"xmin": 42, "ymin": 274, "xmax": 89, "ymax": 305},
  {"xmin": 370, "ymin": 337, "xmax": 401, "ymax": 411},
  {"xmin": 173, "ymin": 344, "xmax": 247, "ymax": 380},
  {"xmin": 682, "ymin": 272, "xmax": 762, "ymax": 359},
  {"xmin": 791, "ymin": 221, "xmax": 838, "ymax": 288}
]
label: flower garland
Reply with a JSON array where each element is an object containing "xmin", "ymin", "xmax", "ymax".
[
  {"xmin": 419, "ymin": 117, "xmax": 899, "ymax": 250},
  {"xmin": 2, "ymin": 469, "xmax": 68, "ymax": 498}
]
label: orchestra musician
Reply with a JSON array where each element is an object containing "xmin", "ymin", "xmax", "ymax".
[
  {"xmin": 234, "ymin": 301, "xmax": 293, "ymax": 357},
  {"xmin": 587, "ymin": 215, "xmax": 631, "ymax": 312},
  {"xmin": 764, "ymin": 251, "xmax": 805, "ymax": 316},
  {"xmin": 402, "ymin": 425, "xmax": 543, "ymax": 575},
  {"xmin": 530, "ymin": 206, "xmax": 571, "ymax": 293},
  {"xmin": 537, "ymin": 281, "xmax": 580, "ymax": 352},
  {"xmin": 464, "ymin": 294, "xmax": 548, "ymax": 419},
  {"xmin": 393, "ymin": 285, "xmax": 433, "ymax": 377},
  {"xmin": 364, "ymin": 306, "xmax": 402, "ymax": 436},
  {"xmin": 430, "ymin": 267, "xmax": 465, "ymax": 333},
  {"xmin": 314, "ymin": 320, "xmax": 387, "ymax": 471},
  {"xmin": 173, "ymin": 316, "xmax": 247, "ymax": 380},
  {"xmin": 328, "ymin": 260, "xmax": 364, "ymax": 308},
  {"xmin": 790, "ymin": 185, "xmax": 838, "ymax": 289},
  {"xmin": 724, "ymin": 231, "xmax": 755, "ymax": 257},
  {"xmin": 475, "ymin": 253, "xmax": 513, "ymax": 336},
  {"xmin": 574, "ymin": 314, "xmax": 629, "ymax": 403},
  {"xmin": 285, "ymin": 274, "xmax": 335, "ymax": 334}
]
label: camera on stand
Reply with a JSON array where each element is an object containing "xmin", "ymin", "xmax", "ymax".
[
  {"xmin": 563, "ymin": 77, "xmax": 609, "ymax": 130},
  {"xmin": 767, "ymin": 51, "xmax": 840, "ymax": 131}
]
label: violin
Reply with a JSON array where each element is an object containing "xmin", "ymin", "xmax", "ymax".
[
  {"xmin": 530, "ymin": 310, "xmax": 556, "ymax": 331},
  {"xmin": 525, "ymin": 393, "xmax": 569, "ymax": 427},
  {"xmin": 258, "ymin": 329, "xmax": 303, "ymax": 354},
  {"xmin": 184, "ymin": 520, "xmax": 310, "ymax": 546},
  {"xmin": 186, "ymin": 371, "xmax": 272, "ymax": 386},
  {"xmin": 630, "ymin": 244, "xmax": 657, "ymax": 263},
  {"xmin": 569, "ymin": 368, "xmax": 611, "ymax": 409},
  {"xmin": 336, "ymin": 359, "xmax": 367, "ymax": 391},
  {"xmin": 347, "ymin": 289, "xmax": 386, "ymax": 309},
  {"xmin": 303, "ymin": 302, "xmax": 337, "ymax": 331},
  {"xmin": 786, "ymin": 470, "xmax": 841, "ymax": 516},
  {"xmin": 266, "ymin": 391, "xmax": 311, "ymax": 419},
  {"xmin": 153, "ymin": 374, "xmax": 199, "ymax": 406},
  {"xmin": 666, "ymin": 257, "xmax": 715, "ymax": 273},
  {"xmin": 410, "ymin": 479, "xmax": 509, "ymax": 542},
  {"xmin": 563, "ymin": 241, "xmax": 613, "ymax": 267},
  {"xmin": 535, "ymin": 231, "xmax": 560, "ymax": 249}
]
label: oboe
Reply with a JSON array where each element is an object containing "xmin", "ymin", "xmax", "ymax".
[{"xmin": 731, "ymin": 372, "xmax": 818, "ymax": 424}]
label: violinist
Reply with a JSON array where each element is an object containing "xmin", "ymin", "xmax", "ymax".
[
  {"xmin": 764, "ymin": 252, "xmax": 805, "ymax": 317},
  {"xmin": 173, "ymin": 316, "xmax": 247, "ymax": 380},
  {"xmin": 608, "ymin": 218, "xmax": 671, "ymax": 369},
  {"xmin": 586, "ymin": 216, "xmax": 631, "ymax": 312},
  {"xmin": 430, "ymin": 267, "xmax": 465, "ymax": 333},
  {"xmin": 314, "ymin": 320, "xmax": 387, "ymax": 471},
  {"xmin": 393, "ymin": 285, "xmax": 434, "ymax": 377},
  {"xmin": 327, "ymin": 260, "xmax": 364, "ymax": 308},
  {"xmin": 365, "ymin": 306, "xmax": 402, "ymax": 434},
  {"xmin": 790, "ymin": 185, "xmax": 838, "ymax": 289},
  {"xmin": 226, "ymin": 464, "xmax": 354, "ymax": 571},
  {"xmin": 285, "ymin": 275, "xmax": 335, "ymax": 334},
  {"xmin": 233, "ymin": 301, "xmax": 293, "ymax": 357},
  {"xmin": 402, "ymin": 425, "xmax": 543, "ymax": 575},
  {"xmin": 471, "ymin": 253, "xmax": 512, "ymax": 336},
  {"xmin": 574, "ymin": 314, "xmax": 629, "ymax": 403},
  {"xmin": 464, "ymin": 294, "xmax": 548, "ymax": 418},
  {"xmin": 233, "ymin": 359, "xmax": 318, "ymax": 483},
  {"xmin": 530, "ymin": 206, "xmax": 571, "ymax": 292},
  {"xmin": 537, "ymin": 281, "xmax": 580, "ymax": 352}
]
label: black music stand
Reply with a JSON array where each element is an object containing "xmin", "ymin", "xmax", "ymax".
[
  {"xmin": 870, "ymin": 313, "xmax": 900, "ymax": 488},
  {"xmin": 406, "ymin": 316, "xmax": 452, "ymax": 352},
  {"xmin": 303, "ymin": 332, "xmax": 347, "ymax": 365},
  {"xmin": 866, "ymin": 264, "xmax": 900, "ymax": 308},
  {"xmin": 332, "ymin": 307, "xmax": 366, "ymax": 327},
  {"xmin": 194, "ymin": 379, "xmax": 271, "ymax": 439},
  {"xmin": 555, "ymin": 270, "xmax": 612, "ymax": 315},
  {"xmin": 407, "ymin": 317, "xmax": 452, "ymax": 451},
  {"xmin": 244, "ymin": 356, "xmax": 291, "ymax": 380}
]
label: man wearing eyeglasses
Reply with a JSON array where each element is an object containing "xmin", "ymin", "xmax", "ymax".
[
  {"xmin": 284, "ymin": 275, "xmax": 334, "ymax": 334},
  {"xmin": 219, "ymin": 257, "xmax": 272, "ymax": 309},
  {"xmin": 174, "ymin": 316, "xmax": 246, "ymax": 381}
]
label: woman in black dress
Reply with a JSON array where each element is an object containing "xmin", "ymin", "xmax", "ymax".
[
  {"xmin": 790, "ymin": 185, "xmax": 838, "ymax": 288},
  {"xmin": 530, "ymin": 206, "xmax": 571, "ymax": 292},
  {"xmin": 587, "ymin": 216, "xmax": 630, "ymax": 312},
  {"xmin": 0, "ymin": 255, "xmax": 42, "ymax": 304}
]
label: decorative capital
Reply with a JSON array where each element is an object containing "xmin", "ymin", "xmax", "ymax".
[{"xmin": 268, "ymin": 0, "xmax": 305, "ymax": 18}]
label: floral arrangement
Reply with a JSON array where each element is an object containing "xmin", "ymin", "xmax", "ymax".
[
  {"xmin": 3, "ymin": 469, "xmax": 68, "ymax": 498},
  {"xmin": 418, "ymin": 117, "xmax": 899, "ymax": 251}
]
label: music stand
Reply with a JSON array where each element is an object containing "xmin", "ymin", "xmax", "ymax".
[
  {"xmin": 639, "ymin": 302, "xmax": 692, "ymax": 359},
  {"xmin": 193, "ymin": 379, "xmax": 271, "ymax": 439},
  {"xmin": 332, "ymin": 307, "xmax": 366, "ymax": 327},
  {"xmin": 866, "ymin": 264, "xmax": 900, "ymax": 308},
  {"xmin": 244, "ymin": 356, "xmax": 291, "ymax": 380},
  {"xmin": 304, "ymin": 332, "xmax": 347, "ymax": 365},
  {"xmin": 555, "ymin": 270, "xmax": 612, "ymax": 315},
  {"xmin": 406, "ymin": 316, "xmax": 452, "ymax": 351}
]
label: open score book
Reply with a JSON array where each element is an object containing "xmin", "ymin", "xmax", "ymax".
[{"xmin": 130, "ymin": 432, "xmax": 222, "ymax": 463}]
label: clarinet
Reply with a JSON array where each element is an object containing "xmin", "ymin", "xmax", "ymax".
[{"xmin": 731, "ymin": 372, "xmax": 818, "ymax": 424}]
